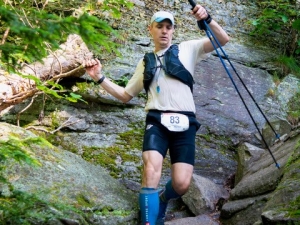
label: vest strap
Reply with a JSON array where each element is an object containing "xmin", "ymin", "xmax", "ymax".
[{"xmin": 143, "ymin": 44, "xmax": 194, "ymax": 93}]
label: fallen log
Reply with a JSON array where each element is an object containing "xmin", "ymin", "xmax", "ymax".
[{"xmin": 0, "ymin": 34, "xmax": 93, "ymax": 112}]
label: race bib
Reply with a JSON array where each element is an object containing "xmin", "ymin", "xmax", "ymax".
[{"xmin": 161, "ymin": 113, "xmax": 189, "ymax": 132}]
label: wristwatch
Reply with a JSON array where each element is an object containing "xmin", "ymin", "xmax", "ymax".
[{"xmin": 97, "ymin": 76, "xmax": 105, "ymax": 84}]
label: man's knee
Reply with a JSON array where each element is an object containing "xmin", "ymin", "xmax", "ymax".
[
  {"xmin": 172, "ymin": 179, "xmax": 191, "ymax": 195},
  {"xmin": 171, "ymin": 162, "xmax": 193, "ymax": 195}
]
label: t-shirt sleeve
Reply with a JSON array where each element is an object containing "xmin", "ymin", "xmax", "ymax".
[
  {"xmin": 124, "ymin": 58, "xmax": 145, "ymax": 97},
  {"xmin": 178, "ymin": 39, "xmax": 208, "ymax": 76}
]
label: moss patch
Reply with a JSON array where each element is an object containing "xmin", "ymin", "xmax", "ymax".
[
  {"xmin": 82, "ymin": 125, "xmax": 144, "ymax": 179},
  {"xmin": 94, "ymin": 207, "xmax": 132, "ymax": 217},
  {"xmin": 75, "ymin": 193, "xmax": 94, "ymax": 208},
  {"xmin": 287, "ymin": 195, "xmax": 300, "ymax": 218},
  {"xmin": 0, "ymin": 190, "xmax": 85, "ymax": 225},
  {"xmin": 196, "ymin": 132, "xmax": 234, "ymax": 153}
]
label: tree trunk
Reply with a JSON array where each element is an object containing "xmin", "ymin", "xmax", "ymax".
[{"xmin": 0, "ymin": 34, "xmax": 93, "ymax": 112}]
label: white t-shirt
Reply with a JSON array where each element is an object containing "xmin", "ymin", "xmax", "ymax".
[{"xmin": 125, "ymin": 39, "xmax": 207, "ymax": 113}]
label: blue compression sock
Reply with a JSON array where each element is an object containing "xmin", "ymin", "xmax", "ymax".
[
  {"xmin": 139, "ymin": 187, "xmax": 159, "ymax": 225},
  {"xmin": 160, "ymin": 179, "xmax": 181, "ymax": 202}
]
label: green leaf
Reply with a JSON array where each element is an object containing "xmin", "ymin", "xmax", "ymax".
[
  {"xmin": 281, "ymin": 15, "xmax": 289, "ymax": 23},
  {"xmin": 70, "ymin": 92, "xmax": 83, "ymax": 100},
  {"xmin": 64, "ymin": 92, "xmax": 87, "ymax": 103},
  {"xmin": 292, "ymin": 19, "xmax": 300, "ymax": 31},
  {"xmin": 263, "ymin": 8, "xmax": 277, "ymax": 17},
  {"xmin": 38, "ymin": 86, "xmax": 63, "ymax": 98},
  {"xmin": 46, "ymin": 81, "xmax": 64, "ymax": 90},
  {"xmin": 0, "ymin": 2, "xmax": 129, "ymax": 71},
  {"xmin": 0, "ymin": 137, "xmax": 43, "ymax": 168},
  {"xmin": 252, "ymin": 19, "xmax": 260, "ymax": 26}
]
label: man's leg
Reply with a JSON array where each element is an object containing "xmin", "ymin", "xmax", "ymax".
[
  {"xmin": 171, "ymin": 162, "xmax": 194, "ymax": 195},
  {"xmin": 159, "ymin": 122, "xmax": 196, "ymax": 209},
  {"xmin": 157, "ymin": 162, "xmax": 193, "ymax": 223},
  {"xmin": 139, "ymin": 150, "xmax": 163, "ymax": 225},
  {"xmin": 139, "ymin": 187, "xmax": 159, "ymax": 225}
]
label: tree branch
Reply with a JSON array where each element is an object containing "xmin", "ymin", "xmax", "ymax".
[{"xmin": 25, "ymin": 116, "xmax": 82, "ymax": 134}]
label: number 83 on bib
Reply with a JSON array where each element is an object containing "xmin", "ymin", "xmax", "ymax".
[{"xmin": 161, "ymin": 113, "xmax": 189, "ymax": 132}]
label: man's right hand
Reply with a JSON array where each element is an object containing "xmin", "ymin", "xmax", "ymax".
[{"xmin": 83, "ymin": 58, "xmax": 103, "ymax": 82}]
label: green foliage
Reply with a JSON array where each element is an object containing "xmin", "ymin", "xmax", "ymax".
[
  {"xmin": 276, "ymin": 55, "xmax": 300, "ymax": 76},
  {"xmin": 292, "ymin": 19, "xmax": 300, "ymax": 55},
  {"xmin": 249, "ymin": 0, "xmax": 300, "ymax": 76},
  {"xmin": 250, "ymin": 1, "xmax": 300, "ymax": 36},
  {"xmin": 101, "ymin": 0, "xmax": 134, "ymax": 18},
  {"xmin": 287, "ymin": 88, "xmax": 300, "ymax": 123},
  {"xmin": 0, "ymin": 0, "xmax": 133, "ymax": 104},
  {"xmin": 0, "ymin": 190, "xmax": 85, "ymax": 225},
  {"xmin": 0, "ymin": 0, "xmax": 133, "ymax": 69},
  {"xmin": 0, "ymin": 136, "xmax": 44, "ymax": 184},
  {"xmin": 0, "ymin": 135, "xmax": 86, "ymax": 224},
  {"xmin": 67, "ymin": 92, "xmax": 87, "ymax": 103},
  {"xmin": 114, "ymin": 73, "xmax": 130, "ymax": 87},
  {"xmin": 0, "ymin": 136, "xmax": 43, "ymax": 166}
]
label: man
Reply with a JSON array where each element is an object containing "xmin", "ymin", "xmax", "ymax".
[{"xmin": 84, "ymin": 4, "xmax": 229, "ymax": 225}]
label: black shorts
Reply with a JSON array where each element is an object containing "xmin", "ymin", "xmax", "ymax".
[{"xmin": 143, "ymin": 110, "xmax": 201, "ymax": 166}]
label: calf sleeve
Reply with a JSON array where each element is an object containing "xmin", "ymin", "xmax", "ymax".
[
  {"xmin": 139, "ymin": 187, "xmax": 159, "ymax": 225},
  {"xmin": 160, "ymin": 179, "xmax": 181, "ymax": 203}
]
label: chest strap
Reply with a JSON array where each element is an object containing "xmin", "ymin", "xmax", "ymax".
[{"xmin": 143, "ymin": 44, "xmax": 194, "ymax": 93}]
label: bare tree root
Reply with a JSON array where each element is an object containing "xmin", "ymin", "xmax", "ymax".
[
  {"xmin": 17, "ymin": 95, "xmax": 38, "ymax": 127},
  {"xmin": 26, "ymin": 116, "xmax": 82, "ymax": 134}
]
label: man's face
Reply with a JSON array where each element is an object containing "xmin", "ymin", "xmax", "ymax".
[{"xmin": 149, "ymin": 20, "xmax": 174, "ymax": 51}]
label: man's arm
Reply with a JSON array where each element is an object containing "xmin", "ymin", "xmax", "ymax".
[
  {"xmin": 191, "ymin": 4, "xmax": 230, "ymax": 53},
  {"xmin": 202, "ymin": 19, "xmax": 230, "ymax": 53},
  {"xmin": 84, "ymin": 59, "xmax": 133, "ymax": 103}
]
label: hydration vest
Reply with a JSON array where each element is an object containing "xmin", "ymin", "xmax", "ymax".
[{"xmin": 143, "ymin": 44, "xmax": 194, "ymax": 93}]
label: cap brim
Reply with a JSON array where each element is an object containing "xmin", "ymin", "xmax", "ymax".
[{"xmin": 154, "ymin": 18, "xmax": 174, "ymax": 25}]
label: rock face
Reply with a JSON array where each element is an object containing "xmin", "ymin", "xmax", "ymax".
[
  {"xmin": 0, "ymin": 0, "xmax": 300, "ymax": 225},
  {"xmin": 0, "ymin": 122, "xmax": 139, "ymax": 225},
  {"xmin": 220, "ymin": 132, "xmax": 300, "ymax": 225},
  {"xmin": 182, "ymin": 174, "xmax": 230, "ymax": 215}
]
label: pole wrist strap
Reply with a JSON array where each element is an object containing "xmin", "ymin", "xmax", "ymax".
[{"xmin": 205, "ymin": 12, "xmax": 212, "ymax": 24}]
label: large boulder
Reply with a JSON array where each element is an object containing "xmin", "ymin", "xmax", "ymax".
[
  {"xmin": 0, "ymin": 122, "xmax": 139, "ymax": 225},
  {"xmin": 182, "ymin": 174, "xmax": 229, "ymax": 215},
  {"xmin": 220, "ymin": 131, "xmax": 300, "ymax": 225}
]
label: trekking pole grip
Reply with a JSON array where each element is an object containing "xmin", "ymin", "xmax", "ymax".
[
  {"xmin": 188, "ymin": 0, "xmax": 207, "ymax": 30},
  {"xmin": 188, "ymin": 0, "xmax": 196, "ymax": 7}
]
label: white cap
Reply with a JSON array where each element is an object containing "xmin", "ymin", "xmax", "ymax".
[{"xmin": 150, "ymin": 11, "xmax": 175, "ymax": 25}]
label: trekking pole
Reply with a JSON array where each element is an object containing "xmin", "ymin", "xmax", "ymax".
[{"xmin": 188, "ymin": 0, "xmax": 280, "ymax": 168}]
